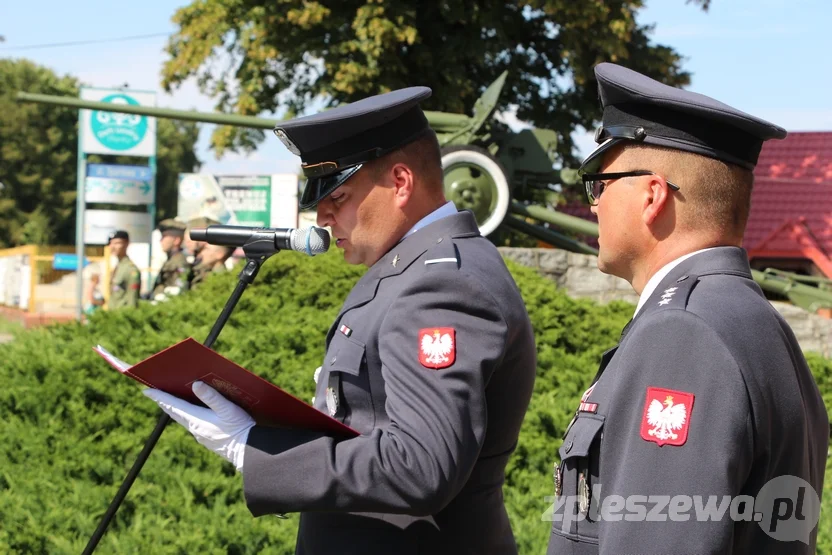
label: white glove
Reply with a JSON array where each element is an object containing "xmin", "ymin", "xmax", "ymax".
[{"xmin": 142, "ymin": 381, "xmax": 255, "ymax": 472}]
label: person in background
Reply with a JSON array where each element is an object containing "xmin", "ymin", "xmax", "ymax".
[
  {"xmin": 83, "ymin": 271, "xmax": 105, "ymax": 316},
  {"xmin": 149, "ymin": 219, "xmax": 192, "ymax": 301},
  {"xmin": 185, "ymin": 216, "xmax": 220, "ymax": 266},
  {"xmin": 107, "ymin": 230, "xmax": 141, "ymax": 310},
  {"xmin": 189, "ymin": 244, "xmax": 233, "ymax": 288}
]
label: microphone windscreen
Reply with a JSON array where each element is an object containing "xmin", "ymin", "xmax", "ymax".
[{"xmin": 290, "ymin": 227, "xmax": 331, "ymax": 256}]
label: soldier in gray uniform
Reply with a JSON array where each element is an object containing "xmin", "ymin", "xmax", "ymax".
[
  {"xmin": 546, "ymin": 63, "xmax": 828, "ymax": 554},
  {"xmin": 142, "ymin": 87, "xmax": 537, "ymax": 554}
]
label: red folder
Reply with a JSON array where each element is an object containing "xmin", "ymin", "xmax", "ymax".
[{"xmin": 94, "ymin": 337, "xmax": 359, "ymax": 438}]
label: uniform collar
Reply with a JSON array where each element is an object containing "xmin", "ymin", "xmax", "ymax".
[
  {"xmin": 633, "ymin": 246, "xmax": 753, "ymax": 320},
  {"xmin": 334, "ymin": 210, "xmax": 479, "ymax": 322},
  {"xmin": 402, "ymin": 201, "xmax": 458, "ymax": 240},
  {"xmin": 634, "ymin": 247, "xmax": 717, "ymax": 317},
  {"xmin": 375, "ymin": 209, "xmax": 479, "ymax": 277}
]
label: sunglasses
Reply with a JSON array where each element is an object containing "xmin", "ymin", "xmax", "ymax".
[{"xmin": 581, "ymin": 170, "xmax": 681, "ymax": 205}]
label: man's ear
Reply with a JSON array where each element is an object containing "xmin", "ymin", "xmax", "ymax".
[
  {"xmin": 392, "ymin": 162, "xmax": 415, "ymax": 208},
  {"xmin": 642, "ymin": 175, "xmax": 672, "ymax": 225}
]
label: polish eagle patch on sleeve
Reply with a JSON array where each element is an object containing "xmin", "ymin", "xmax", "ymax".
[{"xmin": 418, "ymin": 327, "xmax": 455, "ymax": 369}]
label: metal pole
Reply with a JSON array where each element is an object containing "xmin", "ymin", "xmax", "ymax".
[
  {"xmin": 75, "ymin": 106, "xmax": 87, "ymax": 322},
  {"xmin": 148, "ymin": 156, "xmax": 157, "ymax": 295}
]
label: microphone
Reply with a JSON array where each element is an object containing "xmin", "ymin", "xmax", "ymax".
[{"xmin": 189, "ymin": 225, "xmax": 330, "ymax": 256}]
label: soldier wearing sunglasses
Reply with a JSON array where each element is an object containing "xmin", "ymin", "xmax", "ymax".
[{"xmin": 548, "ymin": 63, "xmax": 828, "ymax": 555}]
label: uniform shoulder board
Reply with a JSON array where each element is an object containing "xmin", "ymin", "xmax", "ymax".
[
  {"xmin": 423, "ymin": 237, "xmax": 459, "ymax": 268},
  {"xmin": 653, "ymin": 273, "xmax": 699, "ymax": 311}
]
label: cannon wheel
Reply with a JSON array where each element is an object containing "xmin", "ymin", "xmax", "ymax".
[{"xmin": 441, "ymin": 145, "xmax": 510, "ymax": 237}]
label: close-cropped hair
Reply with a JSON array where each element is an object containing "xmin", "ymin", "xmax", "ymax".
[
  {"xmin": 621, "ymin": 144, "xmax": 755, "ymax": 236},
  {"xmin": 369, "ymin": 131, "xmax": 444, "ymax": 192}
]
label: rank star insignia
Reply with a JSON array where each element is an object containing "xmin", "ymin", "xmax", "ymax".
[
  {"xmin": 658, "ymin": 287, "xmax": 677, "ymax": 306},
  {"xmin": 392, "ymin": 254, "xmax": 400, "ymax": 268},
  {"xmin": 418, "ymin": 327, "xmax": 455, "ymax": 369},
  {"xmin": 640, "ymin": 387, "xmax": 695, "ymax": 447}
]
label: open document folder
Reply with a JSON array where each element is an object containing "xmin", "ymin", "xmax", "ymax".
[{"xmin": 94, "ymin": 337, "xmax": 359, "ymax": 438}]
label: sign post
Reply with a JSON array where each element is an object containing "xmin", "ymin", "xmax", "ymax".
[{"xmin": 76, "ymin": 88, "xmax": 157, "ymax": 320}]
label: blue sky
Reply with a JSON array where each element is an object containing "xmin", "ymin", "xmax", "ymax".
[{"xmin": 2, "ymin": 0, "xmax": 830, "ymax": 174}]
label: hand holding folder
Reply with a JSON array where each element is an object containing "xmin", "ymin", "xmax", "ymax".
[{"xmin": 94, "ymin": 337, "xmax": 359, "ymax": 438}]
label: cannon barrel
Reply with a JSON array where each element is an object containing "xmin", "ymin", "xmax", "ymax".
[
  {"xmin": 510, "ymin": 202, "xmax": 600, "ymax": 237},
  {"xmin": 16, "ymin": 92, "xmax": 277, "ymax": 129},
  {"xmin": 17, "ymin": 92, "xmax": 474, "ymax": 134},
  {"xmin": 513, "ymin": 202, "xmax": 832, "ymax": 313}
]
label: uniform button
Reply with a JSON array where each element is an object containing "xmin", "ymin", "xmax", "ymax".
[
  {"xmin": 565, "ymin": 440, "xmax": 573, "ymax": 453},
  {"xmin": 437, "ymin": 237, "xmax": 443, "ymax": 243}
]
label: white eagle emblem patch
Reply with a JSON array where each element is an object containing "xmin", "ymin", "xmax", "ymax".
[
  {"xmin": 418, "ymin": 328, "xmax": 455, "ymax": 369},
  {"xmin": 640, "ymin": 387, "xmax": 695, "ymax": 447}
]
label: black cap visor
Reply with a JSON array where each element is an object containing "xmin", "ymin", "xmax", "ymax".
[
  {"xmin": 579, "ymin": 137, "xmax": 625, "ymax": 174},
  {"xmin": 299, "ymin": 164, "xmax": 364, "ymax": 210}
]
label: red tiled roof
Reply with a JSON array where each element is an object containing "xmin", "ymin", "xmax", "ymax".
[{"xmin": 744, "ymin": 132, "xmax": 832, "ymax": 274}]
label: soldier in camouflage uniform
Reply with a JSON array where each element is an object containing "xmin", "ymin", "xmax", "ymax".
[
  {"xmin": 185, "ymin": 216, "xmax": 219, "ymax": 266},
  {"xmin": 107, "ymin": 230, "xmax": 141, "ymax": 310},
  {"xmin": 189, "ymin": 244, "xmax": 232, "ymax": 288},
  {"xmin": 150, "ymin": 219, "xmax": 192, "ymax": 301}
]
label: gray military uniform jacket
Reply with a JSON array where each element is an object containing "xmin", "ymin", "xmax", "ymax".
[
  {"xmin": 243, "ymin": 211, "xmax": 537, "ymax": 554},
  {"xmin": 547, "ymin": 247, "xmax": 829, "ymax": 554}
]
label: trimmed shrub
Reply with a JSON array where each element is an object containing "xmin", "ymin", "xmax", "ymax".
[{"xmin": 0, "ymin": 251, "xmax": 829, "ymax": 553}]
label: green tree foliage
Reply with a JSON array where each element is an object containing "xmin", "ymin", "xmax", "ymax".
[
  {"xmin": 0, "ymin": 59, "xmax": 79, "ymax": 247},
  {"xmin": 162, "ymin": 0, "xmax": 709, "ymax": 162},
  {"xmin": 0, "ymin": 251, "xmax": 829, "ymax": 552},
  {"xmin": 0, "ymin": 58, "xmax": 201, "ymax": 248}
]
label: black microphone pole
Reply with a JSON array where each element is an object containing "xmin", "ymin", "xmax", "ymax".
[{"xmin": 82, "ymin": 237, "xmax": 280, "ymax": 555}]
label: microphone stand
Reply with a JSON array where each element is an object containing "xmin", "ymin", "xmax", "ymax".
[{"xmin": 83, "ymin": 239, "xmax": 279, "ymax": 555}]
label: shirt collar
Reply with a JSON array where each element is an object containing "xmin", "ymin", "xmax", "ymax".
[
  {"xmin": 403, "ymin": 201, "xmax": 458, "ymax": 240},
  {"xmin": 633, "ymin": 247, "xmax": 717, "ymax": 317}
]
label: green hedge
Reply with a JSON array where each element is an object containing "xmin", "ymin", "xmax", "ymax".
[{"xmin": 0, "ymin": 251, "xmax": 829, "ymax": 553}]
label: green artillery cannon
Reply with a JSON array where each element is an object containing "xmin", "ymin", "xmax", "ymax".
[
  {"xmin": 18, "ymin": 72, "xmax": 565, "ymax": 238},
  {"xmin": 17, "ymin": 80, "xmax": 832, "ymax": 314}
]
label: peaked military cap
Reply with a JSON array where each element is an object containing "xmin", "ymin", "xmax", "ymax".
[
  {"xmin": 158, "ymin": 218, "xmax": 187, "ymax": 237},
  {"xmin": 187, "ymin": 216, "xmax": 220, "ymax": 230},
  {"xmin": 581, "ymin": 63, "xmax": 787, "ymax": 173},
  {"xmin": 108, "ymin": 230, "xmax": 129, "ymax": 243},
  {"xmin": 274, "ymin": 87, "xmax": 433, "ymax": 209}
]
